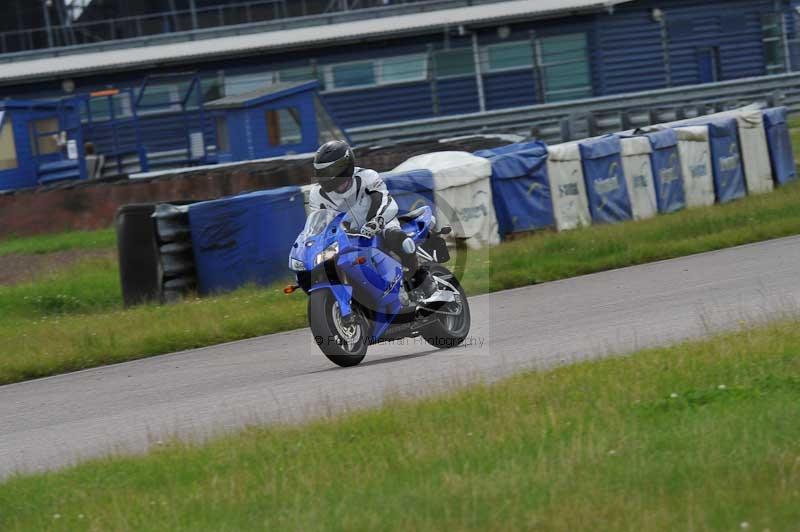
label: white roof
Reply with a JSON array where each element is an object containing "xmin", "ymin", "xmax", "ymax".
[{"xmin": 1, "ymin": 0, "xmax": 633, "ymax": 85}]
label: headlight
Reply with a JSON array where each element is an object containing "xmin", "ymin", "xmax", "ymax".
[
  {"xmin": 314, "ymin": 242, "xmax": 339, "ymax": 266},
  {"xmin": 289, "ymin": 258, "xmax": 306, "ymax": 271}
]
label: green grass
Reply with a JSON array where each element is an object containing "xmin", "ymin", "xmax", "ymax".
[
  {"xmin": 0, "ymin": 228, "xmax": 115, "ymax": 257},
  {"xmin": 1, "ymin": 319, "xmax": 798, "ymax": 531},
  {"xmin": 0, "ymin": 181, "xmax": 799, "ymax": 385}
]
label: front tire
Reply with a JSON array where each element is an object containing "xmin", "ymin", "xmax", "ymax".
[
  {"xmin": 420, "ymin": 265, "xmax": 471, "ymax": 349},
  {"xmin": 308, "ymin": 290, "xmax": 367, "ymax": 367}
]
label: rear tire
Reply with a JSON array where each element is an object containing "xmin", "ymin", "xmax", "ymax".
[
  {"xmin": 420, "ymin": 265, "xmax": 471, "ymax": 349},
  {"xmin": 308, "ymin": 290, "xmax": 367, "ymax": 367}
]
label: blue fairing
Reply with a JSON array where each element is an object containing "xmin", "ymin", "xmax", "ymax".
[{"xmin": 289, "ymin": 205, "xmax": 435, "ymax": 342}]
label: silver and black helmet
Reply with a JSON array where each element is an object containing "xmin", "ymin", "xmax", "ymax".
[{"xmin": 313, "ymin": 140, "xmax": 355, "ymax": 193}]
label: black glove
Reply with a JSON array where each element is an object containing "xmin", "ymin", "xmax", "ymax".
[{"xmin": 360, "ymin": 216, "xmax": 384, "ymax": 237}]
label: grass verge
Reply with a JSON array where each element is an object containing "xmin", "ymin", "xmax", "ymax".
[
  {"xmin": 0, "ymin": 181, "xmax": 799, "ymax": 385},
  {"xmin": 1, "ymin": 319, "xmax": 798, "ymax": 531},
  {"xmin": 0, "ymin": 228, "xmax": 115, "ymax": 257}
]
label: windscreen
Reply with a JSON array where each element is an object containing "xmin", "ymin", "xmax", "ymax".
[{"xmin": 302, "ymin": 209, "xmax": 339, "ymax": 237}]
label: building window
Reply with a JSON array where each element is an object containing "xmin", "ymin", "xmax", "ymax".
[
  {"xmin": 433, "ymin": 48, "xmax": 475, "ymax": 78},
  {"xmin": 379, "ymin": 54, "xmax": 428, "ymax": 83},
  {"xmin": 485, "ymin": 41, "xmax": 533, "ymax": 72},
  {"xmin": 537, "ymin": 33, "xmax": 592, "ymax": 102},
  {"xmin": 224, "ymin": 72, "xmax": 274, "ymax": 97},
  {"xmin": 762, "ymin": 14, "xmax": 786, "ymax": 74},
  {"xmin": 330, "ymin": 61, "xmax": 376, "ymax": 89},
  {"xmin": 31, "ymin": 118, "xmax": 61, "ymax": 156},
  {"xmin": 266, "ymin": 107, "xmax": 302, "ymax": 146},
  {"xmin": 0, "ymin": 117, "xmax": 17, "ymax": 170},
  {"xmin": 277, "ymin": 65, "xmax": 315, "ymax": 83},
  {"xmin": 137, "ymin": 84, "xmax": 183, "ymax": 114},
  {"xmin": 215, "ymin": 116, "xmax": 230, "ymax": 153}
]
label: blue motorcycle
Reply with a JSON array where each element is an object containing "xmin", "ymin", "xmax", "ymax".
[{"xmin": 287, "ymin": 206, "xmax": 471, "ymax": 367}]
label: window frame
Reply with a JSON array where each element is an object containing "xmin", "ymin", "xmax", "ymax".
[
  {"xmin": 761, "ymin": 13, "xmax": 787, "ymax": 74},
  {"xmin": 321, "ymin": 54, "xmax": 429, "ymax": 92},
  {"xmin": 432, "ymin": 47, "xmax": 476, "ymax": 79},
  {"xmin": 265, "ymin": 106, "xmax": 304, "ymax": 147},
  {"xmin": 0, "ymin": 116, "xmax": 18, "ymax": 171},
  {"xmin": 535, "ymin": 32, "xmax": 593, "ymax": 102},
  {"xmin": 483, "ymin": 40, "xmax": 534, "ymax": 74}
]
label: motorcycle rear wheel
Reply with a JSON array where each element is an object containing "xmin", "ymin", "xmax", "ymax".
[
  {"xmin": 420, "ymin": 265, "xmax": 471, "ymax": 349},
  {"xmin": 308, "ymin": 289, "xmax": 368, "ymax": 367}
]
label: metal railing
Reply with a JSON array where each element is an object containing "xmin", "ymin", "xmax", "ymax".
[
  {"xmin": 0, "ymin": 0, "xmax": 447, "ymax": 58},
  {"xmin": 347, "ymin": 72, "xmax": 800, "ymax": 146}
]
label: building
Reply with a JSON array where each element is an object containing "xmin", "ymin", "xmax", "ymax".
[{"xmin": 0, "ymin": 0, "xmax": 794, "ymax": 134}]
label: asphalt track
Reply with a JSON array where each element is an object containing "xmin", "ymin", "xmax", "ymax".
[{"xmin": 1, "ymin": 236, "xmax": 799, "ymax": 479}]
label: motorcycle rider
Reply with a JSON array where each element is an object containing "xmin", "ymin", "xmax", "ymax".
[{"xmin": 309, "ymin": 139, "xmax": 448, "ymax": 306}]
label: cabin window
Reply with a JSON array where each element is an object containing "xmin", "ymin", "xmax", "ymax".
[
  {"xmin": 762, "ymin": 14, "xmax": 786, "ymax": 74},
  {"xmin": 137, "ymin": 84, "xmax": 181, "ymax": 113},
  {"xmin": 330, "ymin": 61, "xmax": 376, "ymax": 89},
  {"xmin": 215, "ymin": 116, "xmax": 230, "ymax": 153},
  {"xmin": 85, "ymin": 92, "xmax": 133, "ymax": 122},
  {"xmin": 485, "ymin": 41, "xmax": 533, "ymax": 72},
  {"xmin": 266, "ymin": 107, "xmax": 302, "ymax": 146},
  {"xmin": 434, "ymin": 48, "xmax": 475, "ymax": 78},
  {"xmin": 31, "ymin": 118, "xmax": 61, "ymax": 156},
  {"xmin": 379, "ymin": 54, "xmax": 428, "ymax": 83},
  {"xmin": 225, "ymin": 72, "xmax": 274, "ymax": 97},
  {"xmin": 537, "ymin": 33, "xmax": 592, "ymax": 102},
  {"xmin": 0, "ymin": 118, "xmax": 18, "ymax": 170}
]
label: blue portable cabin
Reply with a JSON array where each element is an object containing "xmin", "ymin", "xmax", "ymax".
[
  {"xmin": 0, "ymin": 98, "xmax": 87, "ymax": 191},
  {"xmin": 204, "ymin": 81, "xmax": 349, "ymax": 164}
]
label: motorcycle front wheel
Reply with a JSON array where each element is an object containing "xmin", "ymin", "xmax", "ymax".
[{"xmin": 308, "ymin": 289, "xmax": 367, "ymax": 367}]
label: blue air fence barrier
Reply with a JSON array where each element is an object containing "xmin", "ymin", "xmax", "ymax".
[
  {"xmin": 579, "ymin": 135, "xmax": 632, "ymax": 224},
  {"xmin": 762, "ymin": 107, "xmax": 797, "ymax": 186},
  {"xmin": 640, "ymin": 128, "xmax": 686, "ymax": 213},
  {"xmin": 187, "ymin": 186, "xmax": 306, "ymax": 295},
  {"xmin": 686, "ymin": 117, "xmax": 746, "ymax": 203},
  {"xmin": 381, "ymin": 169, "xmax": 436, "ymax": 215},
  {"xmin": 474, "ymin": 141, "xmax": 554, "ymax": 238}
]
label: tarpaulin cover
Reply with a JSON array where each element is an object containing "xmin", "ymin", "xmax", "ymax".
[
  {"xmin": 579, "ymin": 135, "xmax": 632, "ymax": 224},
  {"xmin": 641, "ymin": 128, "xmax": 686, "ymax": 213},
  {"xmin": 703, "ymin": 118, "xmax": 746, "ymax": 203},
  {"xmin": 712, "ymin": 108, "xmax": 774, "ymax": 194},
  {"xmin": 188, "ymin": 186, "xmax": 306, "ymax": 294},
  {"xmin": 674, "ymin": 126, "xmax": 715, "ymax": 208},
  {"xmin": 619, "ymin": 136, "xmax": 657, "ymax": 220},
  {"xmin": 381, "ymin": 169, "xmax": 436, "ymax": 215},
  {"xmin": 393, "ymin": 151, "xmax": 499, "ymax": 248},
  {"xmin": 474, "ymin": 141, "xmax": 554, "ymax": 236},
  {"xmin": 546, "ymin": 142, "xmax": 591, "ymax": 231},
  {"xmin": 762, "ymin": 107, "xmax": 797, "ymax": 186}
]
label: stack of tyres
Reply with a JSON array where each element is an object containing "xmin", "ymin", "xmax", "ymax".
[
  {"xmin": 115, "ymin": 204, "xmax": 161, "ymax": 307},
  {"xmin": 152, "ymin": 204, "xmax": 197, "ymax": 302}
]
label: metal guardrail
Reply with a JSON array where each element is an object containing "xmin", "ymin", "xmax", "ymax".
[{"xmin": 348, "ymin": 73, "xmax": 800, "ymax": 146}]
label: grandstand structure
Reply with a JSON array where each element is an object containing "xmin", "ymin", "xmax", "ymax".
[{"xmin": 0, "ymin": 0, "xmax": 796, "ymax": 184}]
